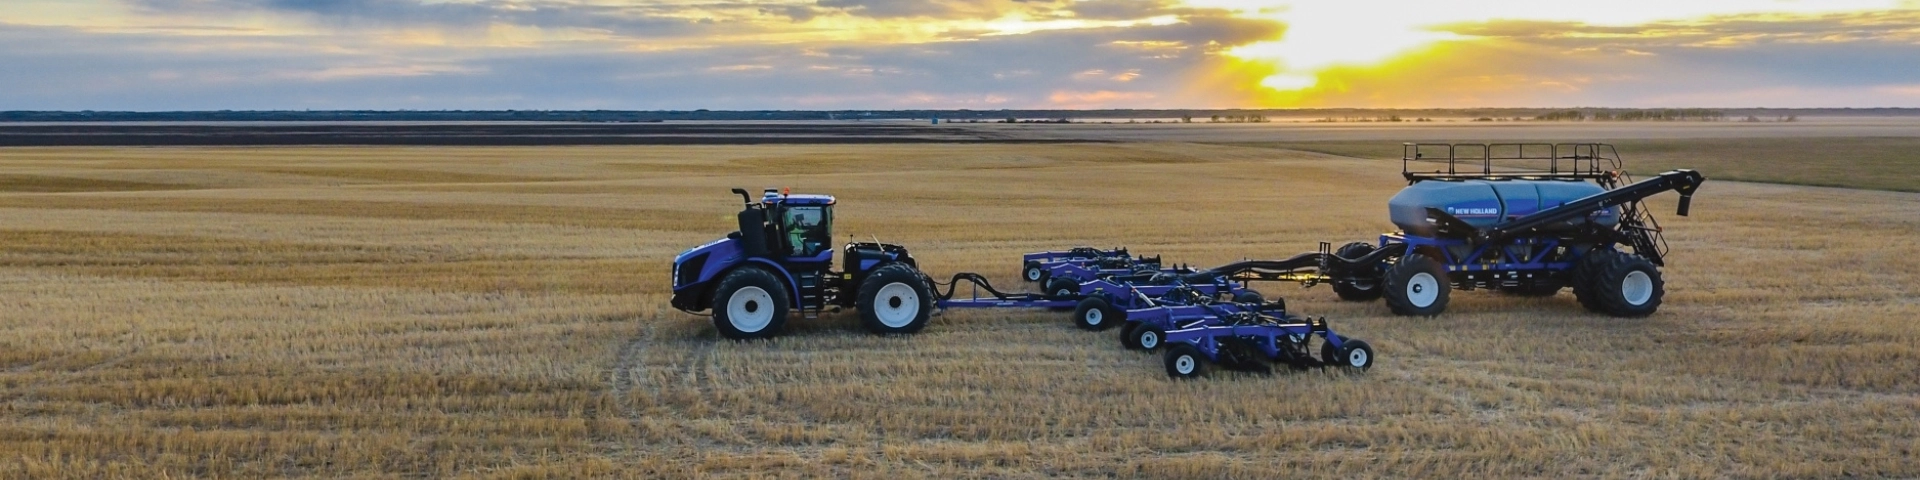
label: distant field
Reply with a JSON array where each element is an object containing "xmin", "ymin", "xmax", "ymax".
[
  {"xmin": 1251, "ymin": 137, "xmax": 1920, "ymax": 192},
  {"xmin": 0, "ymin": 138, "xmax": 1916, "ymax": 477}
]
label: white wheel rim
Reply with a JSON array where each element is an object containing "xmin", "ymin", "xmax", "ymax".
[
  {"xmin": 1026, "ymin": 268, "xmax": 1042, "ymax": 281},
  {"xmin": 1348, "ymin": 348, "xmax": 1369, "ymax": 367},
  {"xmin": 726, "ymin": 286, "xmax": 775, "ymax": 332},
  {"xmin": 1174, "ymin": 354, "xmax": 1195, "ymax": 374},
  {"xmin": 1622, "ymin": 271, "xmax": 1654, "ymax": 306},
  {"xmin": 874, "ymin": 282, "xmax": 920, "ymax": 328},
  {"xmin": 1084, "ymin": 308, "xmax": 1104, "ymax": 326},
  {"xmin": 1406, "ymin": 272, "xmax": 1439, "ymax": 307},
  {"xmin": 1139, "ymin": 331, "xmax": 1159, "ymax": 349}
]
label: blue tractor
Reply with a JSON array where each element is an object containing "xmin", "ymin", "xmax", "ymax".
[{"xmin": 670, "ymin": 188, "xmax": 934, "ymax": 339}]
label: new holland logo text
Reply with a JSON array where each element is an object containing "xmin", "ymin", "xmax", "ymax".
[{"xmin": 1448, "ymin": 207, "xmax": 1499, "ymax": 216}]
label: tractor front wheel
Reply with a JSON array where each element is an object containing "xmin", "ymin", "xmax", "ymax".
[
  {"xmin": 711, "ymin": 267, "xmax": 790, "ymax": 340},
  {"xmin": 1164, "ymin": 343, "xmax": 1209, "ymax": 379},
  {"xmin": 1384, "ymin": 254, "xmax": 1450, "ymax": 316},
  {"xmin": 857, "ymin": 263, "xmax": 934, "ymax": 334}
]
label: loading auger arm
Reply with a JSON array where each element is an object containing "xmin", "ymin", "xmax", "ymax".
[{"xmin": 1473, "ymin": 169, "xmax": 1705, "ymax": 244}]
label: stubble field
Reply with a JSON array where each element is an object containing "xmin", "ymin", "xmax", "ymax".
[{"xmin": 1, "ymin": 124, "xmax": 1917, "ymax": 478}]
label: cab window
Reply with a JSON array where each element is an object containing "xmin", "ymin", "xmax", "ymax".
[{"xmin": 782, "ymin": 206, "xmax": 831, "ymax": 256}]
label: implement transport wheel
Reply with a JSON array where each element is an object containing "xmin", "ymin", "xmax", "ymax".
[
  {"xmin": 1120, "ymin": 321, "xmax": 1145, "ymax": 350},
  {"xmin": 711, "ymin": 267, "xmax": 790, "ymax": 340},
  {"xmin": 1023, "ymin": 261, "xmax": 1047, "ymax": 283},
  {"xmin": 1164, "ymin": 343, "xmax": 1209, "ymax": 379},
  {"xmin": 1384, "ymin": 254, "xmax": 1450, "ymax": 316},
  {"xmin": 1073, "ymin": 297, "xmax": 1123, "ymax": 331},
  {"xmin": 858, "ymin": 263, "xmax": 934, "ymax": 334},
  {"xmin": 1124, "ymin": 323, "xmax": 1165, "ymax": 352},
  {"xmin": 1332, "ymin": 242, "xmax": 1385, "ymax": 302},
  {"xmin": 1321, "ymin": 336, "xmax": 1374, "ymax": 372},
  {"xmin": 1588, "ymin": 253, "xmax": 1665, "ymax": 317},
  {"xmin": 1231, "ymin": 290, "xmax": 1266, "ymax": 304},
  {"xmin": 1044, "ymin": 277, "xmax": 1080, "ymax": 300}
]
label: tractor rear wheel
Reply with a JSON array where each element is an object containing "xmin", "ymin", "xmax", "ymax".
[
  {"xmin": 1331, "ymin": 242, "xmax": 1385, "ymax": 302},
  {"xmin": 1073, "ymin": 297, "xmax": 1123, "ymax": 331},
  {"xmin": 1321, "ymin": 337, "xmax": 1374, "ymax": 371},
  {"xmin": 1589, "ymin": 253, "xmax": 1665, "ymax": 317},
  {"xmin": 1384, "ymin": 254, "xmax": 1450, "ymax": 316},
  {"xmin": 857, "ymin": 263, "xmax": 934, "ymax": 334},
  {"xmin": 1164, "ymin": 343, "xmax": 1209, "ymax": 378},
  {"xmin": 1023, "ymin": 261, "xmax": 1046, "ymax": 283},
  {"xmin": 711, "ymin": 267, "xmax": 790, "ymax": 339}
]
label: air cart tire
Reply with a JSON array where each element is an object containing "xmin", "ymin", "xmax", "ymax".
[
  {"xmin": 1590, "ymin": 253, "xmax": 1664, "ymax": 317},
  {"xmin": 1073, "ymin": 297, "xmax": 1123, "ymax": 331},
  {"xmin": 1231, "ymin": 290, "xmax": 1266, "ymax": 304},
  {"xmin": 857, "ymin": 263, "xmax": 934, "ymax": 335},
  {"xmin": 1124, "ymin": 323, "xmax": 1165, "ymax": 352},
  {"xmin": 711, "ymin": 267, "xmax": 790, "ymax": 340},
  {"xmin": 1332, "ymin": 242, "xmax": 1385, "ymax": 302},
  {"xmin": 1023, "ymin": 261, "xmax": 1046, "ymax": 283},
  {"xmin": 1571, "ymin": 249, "xmax": 1616, "ymax": 313},
  {"xmin": 1322, "ymin": 337, "xmax": 1374, "ymax": 371},
  {"xmin": 1384, "ymin": 254, "xmax": 1450, "ymax": 316},
  {"xmin": 1164, "ymin": 343, "xmax": 1209, "ymax": 379}
]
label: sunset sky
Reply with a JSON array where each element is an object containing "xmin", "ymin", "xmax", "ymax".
[{"xmin": 5, "ymin": 0, "xmax": 1919, "ymax": 110}]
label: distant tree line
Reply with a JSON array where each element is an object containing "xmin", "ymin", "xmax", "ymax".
[{"xmin": 1534, "ymin": 109, "xmax": 1731, "ymax": 122}]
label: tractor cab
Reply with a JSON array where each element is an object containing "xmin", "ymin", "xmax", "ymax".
[{"xmin": 763, "ymin": 190, "xmax": 835, "ymax": 261}]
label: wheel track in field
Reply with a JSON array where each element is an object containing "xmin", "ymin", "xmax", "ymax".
[{"xmin": 607, "ymin": 322, "xmax": 654, "ymax": 419}]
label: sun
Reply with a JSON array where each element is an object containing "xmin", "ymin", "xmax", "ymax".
[{"xmin": 1182, "ymin": 0, "xmax": 1907, "ymax": 96}]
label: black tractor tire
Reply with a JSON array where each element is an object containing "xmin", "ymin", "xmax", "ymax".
[
  {"xmin": 1023, "ymin": 261, "xmax": 1047, "ymax": 283},
  {"xmin": 857, "ymin": 263, "xmax": 934, "ymax": 334},
  {"xmin": 1588, "ymin": 253, "xmax": 1665, "ymax": 317},
  {"xmin": 1130, "ymin": 324, "xmax": 1166, "ymax": 352},
  {"xmin": 1571, "ymin": 249, "xmax": 1616, "ymax": 313},
  {"xmin": 1321, "ymin": 337, "xmax": 1375, "ymax": 371},
  {"xmin": 1384, "ymin": 253, "xmax": 1450, "ymax": 316},
  {"xmin": 1331, "ymin": 242, "xmax": 1386, "ymax": 302},
  {"xmin": 1164, "ymin": 343, "xmax": 1209, "ymax": 379},
  {"xmin": 1073, "ymin": 296, "xmax": 1123, "ymax": 331},
  {"xmin": 710, "ymin": 267, "xmax": 790, "ymax": 340},
  {"xmin": 1231, "ymin": 290, "xmax": 1266, "ymax": 304}
]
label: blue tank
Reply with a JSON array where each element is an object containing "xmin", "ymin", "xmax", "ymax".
[{"xmin": 1389, "ymin": 180, "xmax": 1619, "ymax": 237}]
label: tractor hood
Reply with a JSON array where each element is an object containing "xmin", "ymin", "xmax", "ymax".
[{"xmin": 672, "ymin": 237, "xmax": 742, "ymax": 291}]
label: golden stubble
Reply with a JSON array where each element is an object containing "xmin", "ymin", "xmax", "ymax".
[{"xmin": 0, "ymin": 139, "xmax": 1915, "ymax": 478}]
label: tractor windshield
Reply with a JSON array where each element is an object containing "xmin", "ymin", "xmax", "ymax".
[{"xmin": 782, "ymin": 206, "xmax": 831, "ymax": 257}]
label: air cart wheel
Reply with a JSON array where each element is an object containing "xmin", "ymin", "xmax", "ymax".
[
  {"xmin": 1231, "ymin": 290, "xmax": 1266, "ymax": 304},
  {"xmin": 1321, "ymin": 336, "xmax": 1374, "ymax": 371},
  {"xmin": 857, "ymin": 263, "xmax": 934, "ymax": 334},
  {"xmin": 1590, "ymin": 253, "xmax": 1665, "ymax": 317},
  {"xmin": 1023, "ymin": 261, "xmax": 1046, "ymax": 283},
  {"xmin": 1164, "ymin": 343, "xmax": 1209, "ymax": 379},
  {"xmin": 1384, "ymin": 254, "xmax": 1450, "ymax": 316},
  {"xmin": 1124, "ymin": 323, "xmax": 1165, "ymax": 352},
  {"xmin": 1332, "ymin": 242, "xmax": 1385, "ymax": 302},
  {"xmin": 1073, "ymin": 297, "xmax": 1123, "ymax": 331},
  {"xmin": 711, "ymin": 267, "xmax": 790, "ymax": 340},
  {"xmin": 1571, "ymin": 249, "xmax": 1615, "ymax": 313}
]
